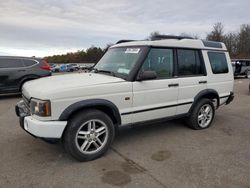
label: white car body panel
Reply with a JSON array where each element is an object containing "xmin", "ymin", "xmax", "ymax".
[
  {"xmin": 131, "ymin": 79, "xmax": 178, "ymax": 123},
  {"xmin": 23, "ymin": 73, "xmax": 134, "ymax": 124}
]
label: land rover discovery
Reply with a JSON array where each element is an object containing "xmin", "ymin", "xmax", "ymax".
[{"xmin": 16, "ymin": 36, "xmax": 234, "ymax": 161}]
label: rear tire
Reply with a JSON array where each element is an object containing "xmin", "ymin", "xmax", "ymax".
[
  {"xmin": 187, "ymin": 98, "xmax": 215, "ymax": 130},
  {"xmin": 63, "ymin": 109, "xmax": 115, "ymax": 161}
]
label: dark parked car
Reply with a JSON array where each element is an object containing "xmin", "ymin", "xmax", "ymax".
[
  {"xmin": 0, "ymin": 56, "xmax": 51, "ymax": 94},
  {"xmin": 232, "ymin": 59, "xmax": 250, "ymax": 78}
]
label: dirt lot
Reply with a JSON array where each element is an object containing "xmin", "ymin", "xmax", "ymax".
[{"xmin": 0, "ymin": 79, "xmax": 249, "ymax": 188}]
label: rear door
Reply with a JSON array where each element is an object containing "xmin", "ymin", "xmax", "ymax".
[
  {"xmin": 0, "ymin": 58, "xmax": 25, "ymax": 93},
  {"xmin": 206, "ymin": 51, "xmax": 233, "ymax": 105},
  {"xmin": 131, "ymin": 48, "xmax": 179, "ymax": 123},
  {"xmin": 176, "ymin": 49, "xmax": 207, "ymax": 114}
]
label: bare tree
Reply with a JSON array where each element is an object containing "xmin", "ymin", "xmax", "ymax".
[
  {"xmin": 223, "ymin": 32, "xmax": 239, "ymax": 58},
  {"xmin": 147, "ymin": 31, "xmax": 161, "ymax": 40},
  {"xmin": 237, "ymin": 24, "xmax": 250, "ymax": 58},
  {"xmin": 206, "ymin": 22, "xmax": 224, "ymax": 42}
]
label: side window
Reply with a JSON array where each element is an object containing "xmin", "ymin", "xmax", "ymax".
[
  {"xmin": 0, "ymin": 58, "xmax": 24, "ymax": 68},
  {"xmin": 241, "ymin": 61, "xmax": 246, "ymax": 66},
  {"xmin": 208, "ymin": 52, "xmax": 229, "ymax": 74},
  {"xmin": 23, "ymin": 59, "xmax": 37, "ymax": 67},
  {"xmin": 141, "ymin": 48, "xmax": 173, "ymax": 79},
  {"xmin": 177, "ymin": 49, "xmax": 204, "ymax": 76}
]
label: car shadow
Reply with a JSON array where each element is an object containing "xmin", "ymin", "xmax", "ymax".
[
  {"xmin": 234, "ymin": 76, "xmax": 249, "ymax": 80},
  {"xmin": 115, "ymin": 118, "xmax": 188, "ymax": 143}
]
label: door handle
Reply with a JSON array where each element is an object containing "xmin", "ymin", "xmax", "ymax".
[
  {"xmin": 199, "ymin": 81, "xmax": 207, "ymax": 84},
  {"xmin": 18, "ymin": 70, "xmax": 26, "ymax": 72},
  {"xmin": 168, "ymin": 83, "xmax": 179, "ymax": 87}
]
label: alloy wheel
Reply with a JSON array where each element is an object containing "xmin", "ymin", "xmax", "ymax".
[
  {"xmin": 197, "ymin": 104, "xmax": 213, "ymax": 128},
  {"xmin": 75, "ymin": 119, "xmax": 108, "ymax": 154}
]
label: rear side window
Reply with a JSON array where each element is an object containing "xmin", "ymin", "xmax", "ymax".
[
  {"xmin": 177, "ymin": 49, "xmax": 204, "ymax": 76},
  {"xmin": 23, "ymin": 59, "xmax": 37, "ymax": 67},
  {"xmin": 0, "ymin": 58, "xmax": 24, "ymax": 68},
  {"xmin": 242, "ymin": 61, "xmax": 250, "ymax": 66},
  {"xmin": 141, "ymin": 48, "xmax": 174, "ymax": 78},
  {"xmin": 208, "ymin": 52, "xmax": 228, "ymax": 74}
]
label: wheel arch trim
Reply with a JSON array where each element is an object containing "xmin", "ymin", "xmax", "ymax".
[
  {"xmin": 189, "ymin": 89, "xmax": 220, "ymax": 113},
  {"xmin": 58, "ymin": 99, "xmax": 121, "ymax": 125}
]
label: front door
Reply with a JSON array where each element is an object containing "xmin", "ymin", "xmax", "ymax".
[{"xmin": 132, "ymin": 48, "xmax": 179, "ymax": 123}]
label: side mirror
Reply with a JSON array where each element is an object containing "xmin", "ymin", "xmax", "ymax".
[{"xmin": 138, "ymin": 71, "xmax": 157, "ymax": 81}]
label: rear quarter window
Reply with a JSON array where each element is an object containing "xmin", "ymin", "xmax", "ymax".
[
  {"xmin": 23, "ymin": 59, "xmax": 37, "ymax": 67},
  {"xmin": 208, "ymin": 52, "xmax": 229, "ymax": 74}
]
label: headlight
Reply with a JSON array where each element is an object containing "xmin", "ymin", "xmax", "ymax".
[{"xmin": 30, "ymin": 98, "xmax": 51, "ymax": 117}]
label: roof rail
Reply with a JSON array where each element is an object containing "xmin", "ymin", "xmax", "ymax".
[
  {"xmin": 151, "ymin": 35, "xmax": 194, "ymax": 40},
  {"xmin": 116, "ymin": 40, "xmax": 137, "ymax": 44}
]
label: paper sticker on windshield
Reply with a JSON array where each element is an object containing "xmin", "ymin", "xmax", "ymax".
[
  {"xmin": 125, "ymin": 48, "xmax": 140, "ymax": 54},
  {"xmin": 117, "ymin": 68, "xmax": 130, "ymax": 74}
]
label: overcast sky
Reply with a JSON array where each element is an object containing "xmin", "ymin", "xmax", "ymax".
[{"xmin": 0, "ymin": 0, "xmax": 249, "ymax": 57}]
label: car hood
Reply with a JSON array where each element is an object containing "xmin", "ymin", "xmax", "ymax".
[{"xmin": 22, "ymin": 73, "xmax": 125, "ymax": 99}]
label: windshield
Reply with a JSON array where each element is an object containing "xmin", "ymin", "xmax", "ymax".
[{"xmin": 94, "ymin": 47, "xmax": 146, "ymax": 79}]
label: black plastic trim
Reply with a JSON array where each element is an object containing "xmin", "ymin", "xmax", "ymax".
[
  {"xmin": 220, "ymin": 95, "xmax": 230, "ymax": 99},
  {"xmin": 121, "ymin": 102, "xmax": 193, "ymax": 116},
  {"xmin": 59, "ymin": 99, "xmax": 121, "ymax": 125},
  {"xmin": 151, "ymin": 35, "xmax": 193, "ymax": 40},
  {"xmin": 225, "ymin": 92, "xmax": 234, "ymax": 105},
  {"xmin": 189, "ymin": 89, "xmax": 220, "ymax": 112}
]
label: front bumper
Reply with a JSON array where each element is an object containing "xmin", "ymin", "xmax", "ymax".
[
  {"xmin": 16, "ymin": 100, "xmax": 67, "ymax": 139},
  {"xmin": 22, "ymin": 116, "xmax": 67, "ymax": 138}
]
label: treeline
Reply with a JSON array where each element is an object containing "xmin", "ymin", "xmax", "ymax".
[
  {"xmin": 46, "ymin": 23, "xmax": 250, "ymax": 64},
  {"xmin": 206, "ymin": 23, "xmax": 250, "ymax": 59},
  {"xmin": 45, "ymin": 46, "xmax": 106, "ymax": 64}
]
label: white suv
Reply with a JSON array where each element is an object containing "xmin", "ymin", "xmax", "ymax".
[{"xmin": 16, "ymin": 36, "xmax": 234, "ymax": 161}]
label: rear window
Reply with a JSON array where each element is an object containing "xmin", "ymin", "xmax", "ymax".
[
  {"xmin": 23, "ymin": 59, "xmax": 37, "ymax": 67},
  {"xmin": 0, "ymin": 58, "xmax": 24, "ymax": 68},
  {"xmin": 208, "ymin": 52, "xmax": 229, "ymax": 74}
]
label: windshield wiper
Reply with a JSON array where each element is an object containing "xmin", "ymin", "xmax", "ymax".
[{"xmin": 92, "ymin": 68, "xmax": 116, "ymax": 77}]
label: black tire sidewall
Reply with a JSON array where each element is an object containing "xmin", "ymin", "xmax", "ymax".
[
  {"xmin": 188, "ymin": 98, "xmax": 215, "ymax": 130},
  {"xmin": 63, "ymin": 109, "xmax": 115, "ymax": 161}
]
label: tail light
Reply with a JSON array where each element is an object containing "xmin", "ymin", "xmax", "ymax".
[{"xmin": 40, "ymin": 60, "xmax": 51, "ymax": 71}]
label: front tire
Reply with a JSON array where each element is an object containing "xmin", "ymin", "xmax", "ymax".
[
  {"xmin": 187, "ymin": 98, "xmax": 215, "ymax": 130},
  {"xmin": 63, "ymin": 109, "xmax": 115, "ymax": 161}
]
